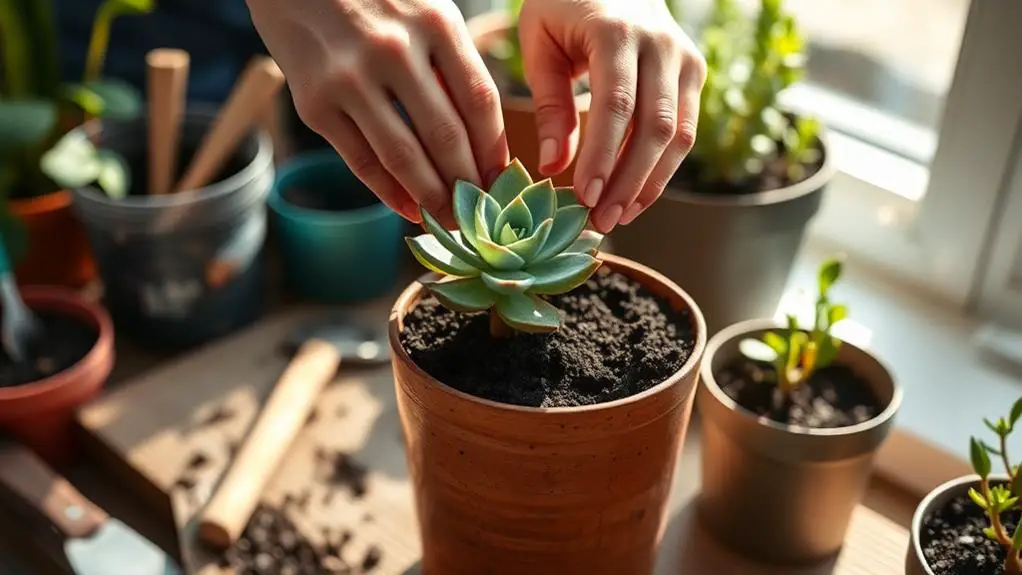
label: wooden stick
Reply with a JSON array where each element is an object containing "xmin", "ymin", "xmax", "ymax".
[
  {"xmin": 146, "ymin": 49, "xmax": 190, "ymax": 195},
  {"xmin": 173, "ymin": 57, "xmax": 285, "ymax": 193}
]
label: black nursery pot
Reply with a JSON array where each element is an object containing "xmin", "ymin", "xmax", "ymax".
[{"xmin": 71, "ymin": 109, "xmax": 274, "ymax": 349}]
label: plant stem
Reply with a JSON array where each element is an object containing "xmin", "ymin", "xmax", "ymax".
[
  {"xmin": 983, "ymin": 478, "xmax": 1015, "ymax": 548},
  {"xmin": 1008, "ymin": 551, "xmax": 1022, "ymax": 575},
  {"xmin": 1002, "ymin": 434, "xmax": 1015, "ymax": 481},
  {"xmin": 489, "ymin": 309, "xmax": 512, "ymax": 339}
]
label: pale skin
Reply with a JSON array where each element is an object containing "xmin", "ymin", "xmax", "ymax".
[{"xmin": 245, "ymin": 0, "xmax": 707, "ymax": 234}]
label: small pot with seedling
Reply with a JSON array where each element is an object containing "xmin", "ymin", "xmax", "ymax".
[
  {"xmin": 696, "ymin": 257, "xmax": 902, "ymax": 565},
  {"xmin": 907, "ymin": 400, "xmax": 1022, "ymax": 575},
  {"xmin": 610, "ymin": 0, "xmax": 834, "ymax": 333},
  {"xmin": 389, "ymin": 159, "xmax": 706, "ymax": 575}
]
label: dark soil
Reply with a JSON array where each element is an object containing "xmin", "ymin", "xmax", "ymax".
[
  {"xmin": 0, "ymin": 312, "xmax": 98, "ymax": 388},
  {"xmin": 283, "ymin": 184, "xmax": 379, "ymax": 212},
  {"xmin": 315, "ymin": 448, "xmax": 368, "ymax": 499},
  {"xmin": 716, "ymin": 358, "xmax": 882, "ymax": 428},
  {"xmin": 670, "ymin": 146, "xmax": 824, "ymax": 197},
  {"xmin": 920, "ymin": 488, "xmax": 1019, "ymax": 575},
  {"xmin": 119, "ymin": 141, "xmax": 250, "ymax": 197},
  {"xmin": 400, "ymin": 267, "xmax": 695, "ymax": 408}
]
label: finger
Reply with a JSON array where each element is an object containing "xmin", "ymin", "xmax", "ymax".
[
  {"xmin": 520, "ymin": 26, "xmax": 580, "ymax": 177},
  {"xmin": 573, "ymin": 29, "xmax": 639, "ymax": 209},
  {"xmin": 316, "ymin": 109, "xmax": 421, "ymax": 223},
  {"xmin": 620, "ymin": 60, "xmax": 703, "ymax": 226},
  {"xmin": 429, "ymin": 17, "xmax": 510, "ymax": 186},
  {"xmin": 591, "ymin": 36, "xmax": 682, "ymax": 233}
]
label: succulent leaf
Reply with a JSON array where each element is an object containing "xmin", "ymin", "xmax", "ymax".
[
  {"xmin": 506, "ymin": 218, "xmax": 553, "ymax": 261},
  {"xmin": 533, "ymin": 205, "xmax": 590, "ymax": 263},
  {"xmin": 493, "ymin": 195, "xmax": 534, "ymax": 243},
  {"xmin": 420, "ymin": 208, "xmax": 490, "ymax": 270},
  {"xmin": 482, "ymin": 270, "xmax": 535, "ymax": 295},
  {"xmin": 474, "ymin": 192, "xmax": 502, "ymax": 243},
  {"xmin": 496, "ymin": 293, "xmax": 561, "ymax": 333},
  {"xmin": 525, "ymin": 253, "xmax": 602, "ymax": 294},
  {"xmin": 490, "ymin": 159, "xmax": 533, "ymax": 207},
  {"xmin": 406, "ymin": 235, "xmax": 478, "ymax": 277},
  {"xmin": 425, "ymin": 277, "xmax": 497, "ymax": 312},
  {"xmin": 453, "ymin": 180, "xmax": 486, "ymax": 251},
  {"xmin": 475, "ymin": 236, "xmax": 527, "ymax": 270},
  {"xmin": 519, "ymin": 179, "xmax": 558, "ymax": 225},
  {"xmin": 555, "ymin": 187, "xmax": 581, "ymax": 209},
  {"xmin": 498, "ymin": 223, "xmax": 519, "ymax": 245},
  {"xmin": 564, "ymin": 230, "xmax": 604, "ymax": 255}
]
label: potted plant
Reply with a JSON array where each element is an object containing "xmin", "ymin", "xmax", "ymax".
[
  {"xmin": 0, "ymin": 0, "xmax": 153, "ymax": 288},
  {"xmin": 696, "ymin": 257, "xmax": 902, "ymax": 564},
  {"xmin": 906, "ymin": 402, "xmax": 1022, "ymax": 575},
  {"xmin": 389, "ymin": 158, "xmax": 706, "ymax": 574},
  {"xmin": 609, "ymin": 0, "xmax": 835, "ymax": 334},
  {"xmin": 466, "ymin": 2, "xmax": 591, "ymax": 186}
]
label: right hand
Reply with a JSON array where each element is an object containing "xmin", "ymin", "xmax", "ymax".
[{"xmin": 246, "ymin": 0, "xmax": 509, "ymax": 225}]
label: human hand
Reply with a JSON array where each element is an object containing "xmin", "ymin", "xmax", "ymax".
[
  {"xmin": 518, "ymin": 0, "xmax": 707, "ymax": 233},
  {"xmin": 245, "ymin": 0, "xmax": 509, "ymax": 225}
]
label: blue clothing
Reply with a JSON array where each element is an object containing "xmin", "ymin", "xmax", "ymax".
[{"xmin": 55, "ymin": 0, "xmax": 267, "ymax": 105}]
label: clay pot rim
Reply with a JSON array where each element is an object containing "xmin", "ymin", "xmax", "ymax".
[
  {"xmin": 388, "ymin": 252, "xmax": 707, "ymax": 414},
  {"xmin": 699, "ymin": 316, "xmax": 903, "ymax": 437},
  {"xmin": 9, "ymin": 189, "xmax": 72, "ymax": 215},
  {"xmin": 910, "ymin": 473, "xmax": 1007, "ymax": 575},
  {"xmin": 0, "ymin": 286, "xmax": 114, "ymax": 402}
]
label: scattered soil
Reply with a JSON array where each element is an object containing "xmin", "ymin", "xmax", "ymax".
[
  {"xmin": 185, "ymin": 452, "xmax": 210, "ymax": 472},
  {"xmin": 400, "ymin": 267, "xmax": 695, "ymax": 408},
  {"xmin": 920, "ymin": 488, "xmax": 1019, "ymax": 575},
  {"xmin": 0, "ymin": 312, "xmax": 97, "ymax": 388},
  {"xmin": 670, "ymin": 143, "xmax": 824, "ymax": 197},
  {"xmin": 716, "ymin": 358, "xmax": 882, "ymax": 428},
  {"xmin": 315, "ymin": 448, "xmax": 368, "ymax": 499},
  {"xmin": 185, "ymin": 404, "xmax": 236, "ymax": 435},
  {"xmin": 283, "ymin": 184, "xmax": 379, "ymax": 212}
]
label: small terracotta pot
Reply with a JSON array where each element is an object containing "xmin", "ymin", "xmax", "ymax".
[
  {"xmin": 467, "ymin": 11, "xmax": 591, "ymax": 187},
  {"xmin": 697, "ymin": 317, "xmax": 902, "ymax": 565},
  {"xmin": 0, "ymin": 286, "xmax": 114, "ymax": 467},
  {"xmin": 905, "ymin": 474, "xmax": 1002, "ymax": 575},
  {"xmin": 390, "ymin": 253, "xmax": 706, "ymax": 575},
  {"xmin": 11, "ymin": 191, "xmax": 96, "ymax": 289}
]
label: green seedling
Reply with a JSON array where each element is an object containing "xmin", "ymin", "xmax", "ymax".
[
  {"xmin": 968, "ymin": 397, "xmax": 1022, "ymax": 573},
  {"xmin": 738, "ymin": 256, "xmax": 846, "ymax": 395},
  {"xmin": 40, "ymin": 130, "xmax": 129, "ymax": 199},
  {"xmin": 406, "ymin": 159, "xmax": 604, "ymax": 338},
  {"xmin": 485, "ymin": 0, "xmax": 526, "ymax": 90}
]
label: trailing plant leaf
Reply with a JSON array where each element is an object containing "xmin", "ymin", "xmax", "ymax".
[
  {"xmin": 39, "ymin": 130, "xmax": 130, "ymax": 199},
  {"xmin": 0, "ymin": 100, "xmax": 58, "ymax": 153}
]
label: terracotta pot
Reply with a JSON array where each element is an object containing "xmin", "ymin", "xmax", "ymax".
[
  {"xmin": 905, "ymin": 474, "xmax": 1000, "ymax": 575},
  {"xmin": 0, "ymin": 286, "xmax": 114, "ymax": 468},
  {"xmin": 11, "ymin": 191, "xmax": 96, "ymax": 289},
  {"xmin": 389, "ymin": 253, "xmax": 707, "ymax": 575},
  {"xmin": 697, "ymin": 317, "xmax": 902, "ymax": 565},
  {"xmin": 467, "ymin": 11, "xmax": 591, "ymax": 187}
]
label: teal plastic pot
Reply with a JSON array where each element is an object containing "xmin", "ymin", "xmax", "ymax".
[{"xmin": 269, "ymin": 150, "xmax": 404, "ymax": 302}]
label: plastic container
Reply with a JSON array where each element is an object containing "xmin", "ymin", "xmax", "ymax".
[
  {"xmin": 269, "ymin": 150, "xmax": 404, "ymax": 303},
  {"xmin": 71, "ymin": 109, "xmax": 274, "ymax": 349}
]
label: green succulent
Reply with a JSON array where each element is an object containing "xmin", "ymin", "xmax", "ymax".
[
  {"xmin": 967, "ymin": 398, "xmax": 1022, "ymax": 573},
  {"xmin": 406, "ymin": 159, "xmax": 605, "ymax": 337}
]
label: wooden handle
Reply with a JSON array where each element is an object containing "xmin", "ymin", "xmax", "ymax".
[
  {"xmin": 174, "ymin": 56, "xmax": 285, "ymax": 193},
  {"xmin": 0, "ymin": 443, "xmax": 109, "ymax": 541},
  {"xmin": 146, "ymin": 48, "xmax": 190, "ymax": 195},
  {"xmin": 197, "ymin": 338, "xmax": 341, "ymax": 550}
]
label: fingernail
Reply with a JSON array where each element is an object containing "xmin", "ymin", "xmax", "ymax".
[
  {"xmin": 583, "ymin": 178, "xmax": 604, "ymax": 207},
  {"xmin": 402, "ymin": 201, "xmax": 422, "ymax": 222},
  {"xmin": 539, "ymin": 138, "xmax": 558, "ymax": 170},
  {"xmin": 619, "ymin": 203, "xmax": 645, "ymax": 225},
  {"xmin": 596, "ymin": 204, "xmax": 623, "ymax": 233}
]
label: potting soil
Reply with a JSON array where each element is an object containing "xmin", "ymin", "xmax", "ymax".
[
  {"xmin": 920, "ymin": 490, "xmax": 1019, "ymax": 575},
  {"xmin": 0, "ymin": 312, "xmax": 98, "ymax": 388}
]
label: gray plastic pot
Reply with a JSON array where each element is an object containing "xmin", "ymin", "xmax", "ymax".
[
  {"xmin": 609, "ymin": 134, "xmax": 835, "ymax": 335},
  {"xmin": 71, "ymin": 109, "xmax": 274, "ymax": 349},
  {"xmin": 696, "ymin": 317, "xmax": 902, "ymax": 565}
]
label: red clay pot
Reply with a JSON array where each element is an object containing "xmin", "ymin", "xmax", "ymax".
[
  {"xmin": 0, "ymin": 286, "xmax": 114, "ymax": 467},
  {"xmin": 389, "ymin": 253, "xmax": 707, "ymax": 575},
  {"xmin": 11, "ymin": 191, "xmax": 96, "ymax": 289}
]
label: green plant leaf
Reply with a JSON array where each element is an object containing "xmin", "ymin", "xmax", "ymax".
[
  {"xmin": 1012, "ymin": 522, "xmax": 1022, "ymax": 551},
  {"xmin": 406, "ymin": 235, "xmax": 478, "ymax": 277},
  {"xmin": 971, "ymin": 436, "xmax": 992, "ymax": 478},
  {"xmin": 0, "ymin": 100, "xmax": 58, "ymax": 153},
  {"xmin": 1011, "ymin": 470, "xmax": 1022, "ymax": 499},
  {"xmin": 518, "ymin": 179, "xmax": 557, "ymax": 225},
  {"xmin": 1010, "ymin": 396, "xmax": 1022, "ymax": 428},
  {"xmin": 505, "ymin": 218, "xmax": 552, "ymax": 262},
  {"xmin": 525, "ymin": 252, "xmax": 601, "ymax": 295},
  {"xmin": 60, "ymin": 83, "xmax": 106, "ymax": 116},
  {"xmin": 983, "ymin": 526, "xmax": 998, "ymax": 542},
  {"xmin": 419, "ymin": 208, "xmax": 489, "ymax": 270},
  {"xmin": 739, "ymin": 338, "xmax": 779, "ymax": 363},
  {"xmin": 475, "ymin": 236, "xmax": 526, "ymax": 271},
  {"xmin": 96, "ymin": 149, "xmax": 129, "ymax": 199},
  {"xmin": 39, "ymin": 132, "xmax": 102, "ymax": 188},
  {"xmin": 762, "ymin": 331, "xmax": 788, "ymax": 356},
  {"xmin": 564, "ymin": 230, "xmax": 604, "ymax": 255},
  {"xmin": 827, "ymin": 304, "xmax": 848, "ymax": 327},
  {"xmin": 986, "ymin": 418, "xmax": 1002, "ymax": 435},
  {"xmin": 424, "ymin": 276, "xmax": 497, "ymax": 312},
  {"xmin": 481, "ymin": 270, "xmax": 535, "ymax": 295},
  {"xmin": 490, "ymin": 159, "xmax": 532, "ymax": 207},
  {"xmin": 814, "ymin": 334, "xmax": 842, "ymax": 369},
  {"xmin": 969, "ymin": 487, "xmax": 989, "ymax": 510},
  {"xmin": 555, "ymin": 186, "xmax": 581, "ymax": 209},
  {"xmin": 495, "ymin": 292, "xmax": 561, "ymax": 333},
  {"xmin": 533, "ymin": 205, "xmax": 589, "ymax": 263},
  {"xmin": 498, "ymin": 223, "xmax": 519, "ymax": 244},
  {"xmin": 981, "ymin": 439, "xmax": 1002, "ymax": 456},
  {"xmin": 492, "ymin": 195, "xmax": 533, "ymax": 244},
  {"xmin": 474, "ymin": 191, "xmax": 501, "ymax": 243},
  {"xmin": 1003, "ymin": 495, "xmax": 1020, "ymax": 513},
  {"xmin": 453, "ymin": 180, "xmax": 485, "ymax": 251},
  {"xmin": 83, "ymin": 78, "xmax": 142, "ymax": 119},
  {"xmin": 818, "ymin": 257, "xmax": 843, "ymax": 295}
]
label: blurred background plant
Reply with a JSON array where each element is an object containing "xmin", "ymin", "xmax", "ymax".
[{"xmin": 0, "ymin": 0, "xmax": 152, "ymax": 260}]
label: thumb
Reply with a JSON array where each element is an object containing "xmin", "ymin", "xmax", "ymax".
[{"xmin": 520, "ymin": 31, "xmax": 580, "ymax": 177}]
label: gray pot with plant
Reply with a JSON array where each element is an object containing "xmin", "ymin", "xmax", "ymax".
[
  {"xmin": 907, "ymin": 401, "xmax": 1022, "ymax": 575},
  {"xmin": 609, "ymin": 0, "xmax": 834, "ymax": 334},
  {"xmin": 696, "ymin": 257, "xmax": 902, "ymax": 565}
]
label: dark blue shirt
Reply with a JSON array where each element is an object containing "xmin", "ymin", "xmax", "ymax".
[{"xmin": 55, "ymin": 0, "xmax": 267, "ymax": 105}]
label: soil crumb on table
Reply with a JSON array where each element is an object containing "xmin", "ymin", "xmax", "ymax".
[
  {"xmin": 0, "ymin": 312, "xmax": 97, "ymax": 388},
  {"xmin": 400, "ymin": 267, "xmax": 695, "ymax": 408},
  {"xmin": 716, "ymin": 358, "xmax": 882, "ymax": 428},
  {"xmin": 920, "ymin": 490, "xmax": 1018, "ymax": 575},
  {"xmin": 315, "ymin": 448, "xmax": 368, "ymax": 499}
]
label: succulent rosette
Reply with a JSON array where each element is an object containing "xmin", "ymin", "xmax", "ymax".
[{"xmin": 406, "ymin": 159, "xmax": 605, "ymax": 333}]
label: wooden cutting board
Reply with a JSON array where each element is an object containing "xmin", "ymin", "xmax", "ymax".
[{"xmin": 77, "ymin": 299, "xmax": 914, "ymax": 575}]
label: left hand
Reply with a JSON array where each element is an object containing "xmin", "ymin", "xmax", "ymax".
[{"xmin": 518, "ymin": 0, "xmax": 707, "ymax": 233}]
